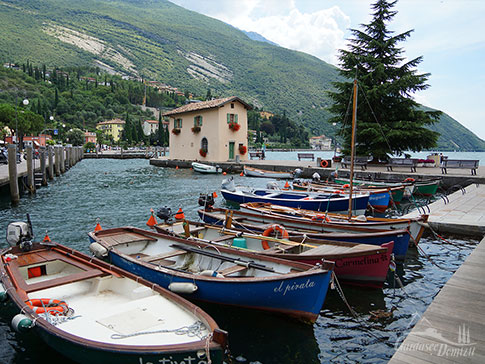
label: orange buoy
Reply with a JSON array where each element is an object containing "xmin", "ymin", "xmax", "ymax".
[
  {"xmin": 283, "ymin": 181, "xmax": 290, "ymax": 190},
  {"xmin": 146, "ymin": 209, "xmax": 158, "ymax": 227},
  {"xmin": 43, "ymin": 232, "xmax": 51, "ymax": 242},
  {"xmin": 240, "ymin": 171, "xmax": 244, "ymax": 176},
  {"xmin": 176, "ymin": 166, "xmax": 179, "ymax": 170},
  {"xmin": 262, "ymin": 224, "xmax": 289, "ymax": 250},
  {"xmin": 94, "ymin": 222, "xmax": 102, "ymax": 232},
  {"xmin": 223, "ymin": 172, "xmax": 227, "ymax": 175},
  {"xmin": 212, "ymin": 191, "xmax": 218, "ymax": 198},
  {"xmin": 174, "ymin": 208, "xmax": 185, "ymax": 220}
]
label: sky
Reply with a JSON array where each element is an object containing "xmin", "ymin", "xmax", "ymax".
[{"xmin": 170, "ymin": 0, "xmax": 485, "ymax": 140}]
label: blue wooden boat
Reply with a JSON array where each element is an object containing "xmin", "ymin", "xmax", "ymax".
[
  {"xmin": 220, "ymin": 178, "xmax": 370, "ymax": 215},
  {"xmin": 197, "ymin": 207, "xmax": 410, "ymax": 260},
  {"xmin": 293, "ymin": 181, "xmax": 390, "ymax": 213},
  {"xmin": 1, "ymin": 219, "xmax": 227, "ymax": 364},
  {"xmin": 88, "ymin": 226, "xmax": 334, "ymax": 323}
]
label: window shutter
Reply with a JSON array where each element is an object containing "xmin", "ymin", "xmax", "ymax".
[
  {"xmin": 194, "ymin": 116, "xmax": 197, "ymax": 126},
  {"xmin": 235, "ymin": 114, "xmax": 238, "ymax": 123},
  {"xmin": 227, "ymin": 114, "xmax": 230, "ymax": 123},
  {"xmin": 200, "ymin": 116, "xmax": 203, "ymax": 126}
]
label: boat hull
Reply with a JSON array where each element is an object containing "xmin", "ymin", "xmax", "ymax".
[
  {"xmin": 221, "ymin": 189, "xmax": 369, "ymax": 215},
  {"xmin": 199, "ymin": 209, "xmax": 410, "ymax": 260},
  {"xmin": 35, "ymin": 325, "xmax": 223, "ymax": 364},
  {"xmin": 107, "ymin": 251, "xmax": 331, "ymax": 323}
]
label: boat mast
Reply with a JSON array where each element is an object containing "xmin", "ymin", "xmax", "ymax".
[{"xmin": 348, "ymin": 77, "xmax": 358, "ymax": 219}]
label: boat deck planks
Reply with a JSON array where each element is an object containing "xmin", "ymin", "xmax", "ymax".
[
  {"xmin": 389, "ymin": 235, "xmax": 485, "ymax": 363},
  {"xmin": 98, "ymin": 231, "xmax": 157, "ymax": 246}
]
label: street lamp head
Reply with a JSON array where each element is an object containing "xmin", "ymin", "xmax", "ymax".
[
  {"xmin": 332, "ymin": 122, "xmax": 336, "ymax": 126},
  {"xmin": 22, "ymin": 99, "xmax": 29, "ymax": 106},
  {"xmin": 49, "ymin": 116, "xmax": 54, "ymax": 121}
]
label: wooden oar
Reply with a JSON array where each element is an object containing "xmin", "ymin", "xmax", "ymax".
[{"xmin": 169, "ymin": 244, "xmax": 279, "ymax": 273}]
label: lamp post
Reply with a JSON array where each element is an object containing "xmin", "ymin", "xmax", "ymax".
[
  {"xmin": 332, "ymin": 122, "xmax": 337, "ymax": 157},
  {"xmin": 14, "ymin": 97, "xmax": 29, "ymax": 147}
]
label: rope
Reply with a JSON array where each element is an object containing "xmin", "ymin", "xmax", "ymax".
[
  {"xmin": 110, "ymin": 320, "xmax": 207, "ymax": 340},
  {"xmin": 329, "ymin": 272, "xmax": 395, "ymax": 347}
]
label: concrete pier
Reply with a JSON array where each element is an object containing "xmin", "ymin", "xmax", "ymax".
[{"xmin": 389, "ymin": 185, "xmax": 485, "ymax": 363}]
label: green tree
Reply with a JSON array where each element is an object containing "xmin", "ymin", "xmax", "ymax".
[
  {"xmin": 328, "ymin": 0, "xmax": 440, "ymax": 160},
  {"xmin": 65, "ymin": 128, "xmax": 85, "ymax": 146}
]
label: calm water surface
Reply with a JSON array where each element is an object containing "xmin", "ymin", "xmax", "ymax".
[{"xmin": 0, "ymin": 158, "xmax": 478, "ymax": 363}]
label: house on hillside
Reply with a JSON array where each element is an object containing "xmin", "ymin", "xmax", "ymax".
[
  {"xmin": 96, "ymin": 119, "xmax": 125, "ymax": 142},
  {"xmin": 142, "ymin": 119, "xmax": 169, "ymax": 136},
  {"xmin": 84, "ymin": 131, "xmax": 97, "ymax": 145},
  {"xmin": 163, "ymin": 96, "xmax": 251, "ymax": 162},
  {"xmin": 309, "ymin": 135, "xmax": 332, "ymax": 150}
]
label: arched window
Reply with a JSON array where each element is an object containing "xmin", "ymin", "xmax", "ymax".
[{"xmin": 201, "ymin": 137, "xmax": 208, "ymax": 151}]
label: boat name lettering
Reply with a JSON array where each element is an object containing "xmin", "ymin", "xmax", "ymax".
[
  {"xmin": 335, "ymin": 256, "xmax": 381, "ymax": 268},
  {"xmin": 138, "ymin": 356, "xmax": 208, "ymax": 364},
  {"xmin": 274, "ymin": 279, "xmax": 316, "ymax": 296}
]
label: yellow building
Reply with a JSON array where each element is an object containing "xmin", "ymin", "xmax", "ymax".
[
  {"xmin": 163, "ymin": 97, "xmax": 251, "ymax": 162},
  {"xmin": 96, "ymin": 119, "xmax": 125, "ymax": 142}
]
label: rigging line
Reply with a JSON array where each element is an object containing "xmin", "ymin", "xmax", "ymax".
[{"xmin": 359, "ymin": 85, "xmax": 394, "ymax": 153}]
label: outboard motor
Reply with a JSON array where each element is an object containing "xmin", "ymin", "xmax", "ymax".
[
  {"xmin": 221, "ymin": 177, "xmax": 236, "ymax": 192},
  {"xmin": 312, "ymin": 172, "xmax": 321, "ymax": 181},
  {"xmin": 6, "ymin": 214, "xmax": 34, "ymax": 252},
  {"xmin": 293, "ymin": 168, "xmax": 302, "ymax": 177},
  {"xmin": 266, "ymin": 181, "xmax": 280, "ymax": 190},
  {"xmin": 198, "ymin": 193, "xmax": 215, "ymax": 208},
  {"xmin": 156, "ymin": 206, "xmax": 173, "ymax": 223}
]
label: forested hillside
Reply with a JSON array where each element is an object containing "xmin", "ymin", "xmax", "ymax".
[{"xmin": 0, "ymin": 0, "xmax": 483, "ymax": 150}]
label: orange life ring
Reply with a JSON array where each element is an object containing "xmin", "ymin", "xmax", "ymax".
[
  {"xmin": 262, "ymin": 224, "xmax": 289, "ymax": 250},
  {"xmin": 311, "ymin": 214, "xmax": 331, "ymax": 222},
  {"xmin": 26, "ymin": 298, "xmax": 69, "ymax": 315},
  {"xmin": 404, "ymin": 177, "xmax": 415, "ymax": 183},
  {"xmin": 320, "ymin": 160, "xmax": 329, "ymax": 168}
]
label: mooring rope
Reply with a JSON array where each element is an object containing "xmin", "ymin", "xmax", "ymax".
[{"xmin": 110, "ymin": 320, "xmax": 207, "ymax": 340}]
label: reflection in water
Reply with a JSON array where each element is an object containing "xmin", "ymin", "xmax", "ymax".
[{"xmin": 0, "ymin": 159, "xmax": 478, "ymax": 363}]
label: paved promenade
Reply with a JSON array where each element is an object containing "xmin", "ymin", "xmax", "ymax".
[{"xmin": 389, "ymin": 185, "xmax": 485, "ymax": 363}]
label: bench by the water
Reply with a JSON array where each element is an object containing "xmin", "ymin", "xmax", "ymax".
[
  {"xmin": 249, "ymin": 151, "xmax": 263, "ymax": 159},
  {"xmin": 441, "ymin": 159, "xmax": 479, "ymax": 175},
  {"xmin": 341, "ymin": 156, "xmax": 368, "ymax": 170},
  {"xmin": 386, "ymin": 158, "xmax": 418, "ymax": 172},
  {"xmin": 297, "ymin": 153, "xmax": 314, "ymax": 161}
]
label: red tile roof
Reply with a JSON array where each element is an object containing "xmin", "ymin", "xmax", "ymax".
[{"xmin": 162, "ymin": 96, "xmax": 251, "ymax": 117}]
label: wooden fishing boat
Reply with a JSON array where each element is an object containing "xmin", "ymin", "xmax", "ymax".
[
  {"xmin": 243, "ymin": 165, "xmax": 294, "ymax": 179},
  {"xmin": 334, "ymin": 177, "xmax": 414, "ymax": 200},
  {"xmin": 0, "ymin": 219, "xmax": 226, "ymax": 364},
  {"xmin": 192, "ymin": 162, "xmax": 222, "ymax": 174},
  {"xmin": 240, "ymin": 202, "xmax": 428, "ymax": 245},
  {"xmin": 220, "ymin": 178, "xmax": 370, "ymax": 215},
  {"xmin": 197, "ymin": 207, "xmax": 410, "ymax": 260},
  {"xmin": 88, "ymin": 226, "xmax": 334, "ymax": 323},
  {"xmin": 155, "ymin": 220, "xmax": 394, "ymax": 289},
  {"xmin": 292, "ymin": 180, "xmax": 391, "ymax": 212}
]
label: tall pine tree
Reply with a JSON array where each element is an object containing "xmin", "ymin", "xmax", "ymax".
[{"xmin": 328, "ymin": 0, "xmax": 440, "ymax": 160}]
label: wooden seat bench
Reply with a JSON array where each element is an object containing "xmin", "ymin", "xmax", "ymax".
[
  {"xmin": 218, "ymin": 265, "xmax": 248, "ymax": 276},
  {"xmin": 249, "ymin": 151, "xmax": 263, "ymax": 159},
  {"xmin": 441, "ymin": 159, "xmax": 479, "ymax": 175},
  {"xmin": 139, "ymin": 250, "xmax": 187, "ymax": 262},
  {"xmin": 341, "ymin": 156, "xmax": 369, "ymax": 170},
  {"xmin": 386, "ymin": 158, "xmax": 419, "ymax": 172},
  {"xmin": 297, "ymin": 153, "xmax": 315, "ymax": 161}
]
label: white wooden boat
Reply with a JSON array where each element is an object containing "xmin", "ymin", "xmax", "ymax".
[
  {"xmin": 0, "ymin": 218, "xmax": 226, "ymax": 364},
  {"xmin": 192, "ymin": 162, "xmax": 222, "ymax": 174},
  {"xmin": 243, "ymin": 166, "xmax": 293, "ymax": 179}
]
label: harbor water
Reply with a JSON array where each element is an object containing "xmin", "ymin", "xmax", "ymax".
[{"xmin": 0, "ymin": 158, "xmax": 478, "ymax": 363}]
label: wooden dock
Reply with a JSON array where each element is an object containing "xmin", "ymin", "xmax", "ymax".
[{"xmin": 389, "ymin": 186, "xmax": 485, "ymax": 363}]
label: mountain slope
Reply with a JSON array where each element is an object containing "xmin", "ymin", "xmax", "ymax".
[{"xmin": 0, "ymin": 0, "xmax": 482, "ymax": 150}]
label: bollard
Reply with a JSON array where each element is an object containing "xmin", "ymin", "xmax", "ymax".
[
  {"xmin": 26, "ymin": 146, "xmax": 35, "ymax": 194},
  {"xmin": 40, "ymin": 147, "xmax": 47, "ymax": 186},
  {"xmin": 48, "ymin": 146, "xmax": 54, "ymax": 180},
  {"xmin": 8, "ymin": 144, "xmax": 19, "ymax": 204},
  {"xmin": 55, "ymin": 146, "xmax": 60, "ymax": 176},
  {"xmin": 60, "ymin": 146, "xmax": 65, "ymax": 174}
]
